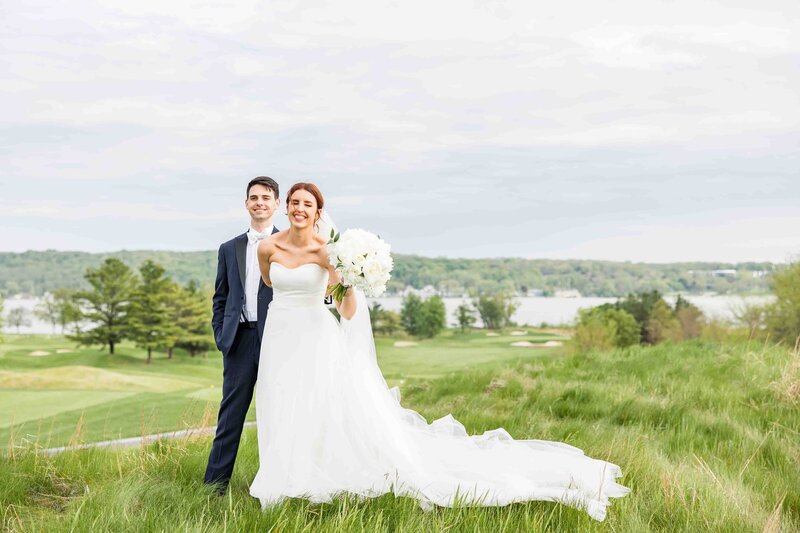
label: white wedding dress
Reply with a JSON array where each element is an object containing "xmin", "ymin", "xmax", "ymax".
[{"xmin": 249, "ymin": 262, "xmax": 630, "ymax": 521}]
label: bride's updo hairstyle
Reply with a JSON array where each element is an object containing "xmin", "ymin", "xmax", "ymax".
[{"xmin": 286, "ymin": 182, "xmax": 324, "ymax": 228}]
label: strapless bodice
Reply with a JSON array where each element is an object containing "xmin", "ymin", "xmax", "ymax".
[{"xmin": 269, "ymin": 262, "xmax": 329, "ymax": 309}]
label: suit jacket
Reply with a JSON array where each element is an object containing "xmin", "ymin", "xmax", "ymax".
[{"xmin": 211, "ymin": 227, "xmax": 279, "ymax": 356}]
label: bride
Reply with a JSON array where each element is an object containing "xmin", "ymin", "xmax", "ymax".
[{"xmin": 249, "ymin": 182, "xmax": 630, "ymax": 521}]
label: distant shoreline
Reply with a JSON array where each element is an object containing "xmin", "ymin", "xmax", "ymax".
[{"xmin": 3, "ymin": 294, "xmax": 774, "ymax": 334}]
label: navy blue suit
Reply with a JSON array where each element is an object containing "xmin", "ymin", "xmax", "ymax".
[{"xmin": 204, "ymin": 227, "xmax": 278, "ymax": 490}]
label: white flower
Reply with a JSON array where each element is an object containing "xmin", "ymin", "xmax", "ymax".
[{"xmin": 327, "ymin": 228, "xmax": 393, "ymax": 298}]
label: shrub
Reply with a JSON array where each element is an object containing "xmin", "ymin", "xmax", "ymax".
[
  {"xmin": 572, "ymin": 306, "xmax": 639, "ymax": 352},
  {"xmin": 765, "ymin": 261, "xmax": 800, "ymax": 345}
]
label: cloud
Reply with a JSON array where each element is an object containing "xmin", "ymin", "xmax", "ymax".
[{"xmin": 1, "ymin": 0, "xmax": 799, "ymax": 261}]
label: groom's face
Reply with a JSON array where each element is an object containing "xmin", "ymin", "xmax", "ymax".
[{"xmin": 245, "ymin": 184, "xmax": 280, "ymax": 224}]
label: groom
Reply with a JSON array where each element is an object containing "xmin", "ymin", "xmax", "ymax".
[{"xmin": 204, "ymin": 176, "xmax": 280, "ymax": 494}]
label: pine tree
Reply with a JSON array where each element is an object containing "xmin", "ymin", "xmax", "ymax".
[
  {"xmin": 171, "ymin": 280, "xmax": 214, "ymax": 358},
  {"xmin": 68, "ymin": 258, "xmax": 137, "ymax": 354},
  {"xmin": 128, "ymin": 260, "xmax": 176, "ymax": 364}
]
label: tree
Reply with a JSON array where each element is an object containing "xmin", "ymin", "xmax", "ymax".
[
  {"xmin": 375, "ymin": 310, "xmax": 402, "ymax": 336},
  {"xmin": 473, "ymin": 294, "xmax": 518, "ymax": 330},
  {"xmin": 617, "ymin": 290, "xmax": 664, "ymax": 343},
  {"xmin": 53, "ymin": 288, "xmax": 82, "ymax": 334},
  {"xmin": 69, "ymin": 258, "xmax": 137, "ymax": 355},
  {"xmin": 369, "ymin": 302, "xmax": 402, "ymax": 336},
  {"xmin": 400, "ymin": 294, "xmax": 423, "ymax": 336},
  {"xmin": 572, "ymin": 310, "xmax": 616, "ymax": 353},
  {"xmin": 171, "ymin": 280, "xmax": 215, "ymax": 358},
  {"xmin": 573, "ymin": 305, "xmax": 639, "ymax": 352},
  {"xmin": 645, "ymin": 299, "xmax": 682, "ymax": 344},
  {"xmin": 673, "ymin": 295, "xmax": 704, "ymax": 340},
  {"xmin": 733, "ymin": 301, "xmax": 767, "ymax": 338},
  {"xmin": 400, "ymin": 293, "xmax": 446, "ymax": 338},
  {"xmin": 369, "ymin": 302, "xmax": 384, "ymax": 331},
  {"xmin": 35, "ymin": 293, "xmax": 59, "ymax": 334},
  {"xmin": 417, "ymin": 295, "xmax": 446, "ymax": 338},
  {"xmin": 765, "ymin": 261, "xmax": 800, "ymax": 344},
  {"xmin": 8, "ymin": 307, "xmax": 30, "ymax": 333},
  {"xmin": 454, "ymin": 302, "xmax": 477, "ymax": 332},
  {"xmin": 128, "ymin": 260, "xmax": 176, "ymax": 364}
]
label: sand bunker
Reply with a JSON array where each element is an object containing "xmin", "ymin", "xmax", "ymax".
[
  {"xmin": 486, "ymin": 333, "xmax": 500, "ymax": 337},
  {"xmin": 56, "ymin": 349, "xmax": 73, "ymax": 354},
  {"xmin": 510, "ymin": 331, "xmax": 528, "ymax": 336},
  {"xmin": 29, "ymin": 351, "xmax": 51, "ymax": 356},
  {"xmin": 510, "ymin": 340, "xmax": 563, "ymax": 348},
  {"xmin": 394, "ymin": 341, "xmax": 418, "ymax": 347}
]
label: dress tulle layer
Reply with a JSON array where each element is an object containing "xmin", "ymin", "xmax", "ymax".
[{"xmin": 249, "ymin": 263, "xmax": 630, "ymax": 521}]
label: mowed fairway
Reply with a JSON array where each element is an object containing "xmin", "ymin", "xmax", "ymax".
[
  {"xmin": 1, "ymin": 333, "xmax": 798, "ymax": 531},
  {"xmin": 0, "ymin": 330, "xmax": 563, "ymax": 449}
]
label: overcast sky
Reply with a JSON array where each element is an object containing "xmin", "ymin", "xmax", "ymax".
[{"xmin": 1, "ymin": 0, "xmax": 798, "ymax": 263}]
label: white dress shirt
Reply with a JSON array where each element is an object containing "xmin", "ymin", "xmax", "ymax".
[{"xmin": 243, "ymin": 225, "xmax": 273, "ymax": 322}]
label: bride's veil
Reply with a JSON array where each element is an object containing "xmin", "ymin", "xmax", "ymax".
[{"xmin": 316, "ymin": 209, "xmax": 385, "ymax": 381}]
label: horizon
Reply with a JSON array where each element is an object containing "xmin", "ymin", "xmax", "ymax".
[{"xmin": 0, "ymin": 247, "xmax": 789, "ymax": 266}]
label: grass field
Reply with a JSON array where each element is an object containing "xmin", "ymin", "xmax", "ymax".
[
  {"xmin": 0, "ymin": 330, "xmax": 564, "ymax": 450},
  {"xmin": 1, "ymin": 332, "xmax": 798, "ymax": 531}
]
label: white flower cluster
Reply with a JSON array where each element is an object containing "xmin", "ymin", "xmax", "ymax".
[{"xmin": 327, "ymin": 228, "xmax": 393, "ymax": 297}]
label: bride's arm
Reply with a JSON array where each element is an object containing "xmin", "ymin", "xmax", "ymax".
[
  {"xmin": 333, "ymin": 283, "xmax": 357, "ymax": 320},
  {"xmin": 257, "ymin": 238, "xmax": 275, "ymax": 287},
  {"xmin": 322, "ymin": 247, "xmax": 357, "ymax": 320}
]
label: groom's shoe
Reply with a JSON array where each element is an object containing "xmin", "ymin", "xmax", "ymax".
[{"xmin": 206, "ymin": 480, "xmax": 228, "ymax": 497}]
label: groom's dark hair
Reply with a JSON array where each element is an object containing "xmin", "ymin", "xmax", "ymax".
[{"xmin": 247, "ymin": 176, "xmax": 279, "ymax": 199}]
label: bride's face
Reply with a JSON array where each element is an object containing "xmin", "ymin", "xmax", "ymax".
[{"xmin": 287, "ymin": 189, "xmax": 320, "ymax": 230}]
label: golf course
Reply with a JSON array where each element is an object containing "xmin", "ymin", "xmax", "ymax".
[{"xmin": 1, "ymin": 330, "xmax": 798, "ymax": 531}]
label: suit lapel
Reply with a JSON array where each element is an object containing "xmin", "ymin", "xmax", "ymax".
[{"xmin": 235, "ymin": 233, "xmax": 247, "ymax": 290}]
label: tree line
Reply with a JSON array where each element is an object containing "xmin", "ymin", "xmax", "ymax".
[
  {"xmin": 367, "ymin": 293, "xmax": 518, "ymax": 339},
  {"xmin": 1, "ymin": 257, "xmax": 519, "ymax": 349},
  {"xmin": 0, "ymin": 250, "xmax": 775, "ymax": 298},
  {"xmin": 572, "ymin": 260, "xmax": 800, "ymax": 352},
  {"xmin": 5, "ymin": 258, "xmax": 215, "ymax": 363}
]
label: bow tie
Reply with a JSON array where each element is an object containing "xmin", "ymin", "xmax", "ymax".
[{"xmin": 247, "ymin": 229, "xmax": 271, "ymax": 245}]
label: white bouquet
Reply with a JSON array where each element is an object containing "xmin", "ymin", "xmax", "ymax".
[{"xmin": 327, "ymin": 228, "xmax": 393, "ymax": 302}]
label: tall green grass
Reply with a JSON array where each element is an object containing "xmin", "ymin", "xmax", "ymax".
[{"xmin": 2, "ymin": 336, "xmax": 798, "ymax": 531}]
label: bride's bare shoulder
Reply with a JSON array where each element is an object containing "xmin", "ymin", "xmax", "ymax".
[
  {"xmin": 271, "ymin": 231, "xmax": 291, "ymax": 250},
  {"xmin": 257, "ymin": 231, "xmax": 284, "ymax": 256}
]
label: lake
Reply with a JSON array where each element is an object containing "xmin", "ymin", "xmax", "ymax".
[
  {"xmin": 1, "ymin": 294, "xmax": 773, "ymax": 334},
  {"xmin": 369, "ymin": 295, "xmax": 774, "ymax": 328}
]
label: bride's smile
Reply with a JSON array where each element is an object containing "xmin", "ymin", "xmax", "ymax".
[{"xmin": 287, "ymin": 189, "xmax": 319, "ymax": 230}]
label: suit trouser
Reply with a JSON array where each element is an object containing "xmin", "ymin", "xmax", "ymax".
[{"xmin": 204, "ymin": 325, "xmax": 260, "ymax": 487}]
